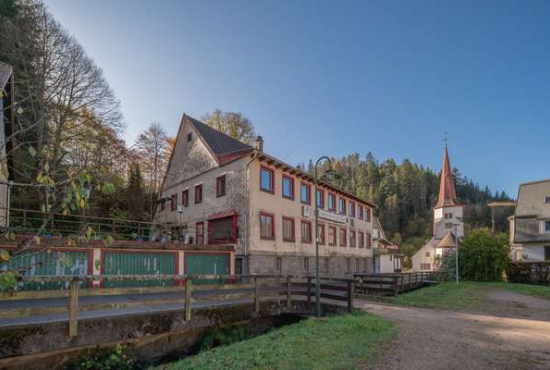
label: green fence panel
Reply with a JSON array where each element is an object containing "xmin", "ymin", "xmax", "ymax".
[
  {"xmin": 102, "ymin": 251, "xmax": 176, "ymax": 288},
  {"xmin": 1, "ymin": 250, "xmax": 90, "ymax": 291},
  {"xmin": 185, "ymin": 253, "xmax": 229, "ymax": 284}
]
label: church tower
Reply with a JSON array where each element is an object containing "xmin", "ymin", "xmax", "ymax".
[{"xmin": 433, "ymin": 144, "xmax": 464, "ymax": 241}]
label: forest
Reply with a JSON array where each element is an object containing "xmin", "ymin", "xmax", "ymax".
[{"xmin": 0, "ymin": 0, "xmax": 513, "ymax": 259}]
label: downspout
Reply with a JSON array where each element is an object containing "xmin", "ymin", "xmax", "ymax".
[{"xmin": 243, "ymin": 151, "xmax": 257, "ymax": 274}]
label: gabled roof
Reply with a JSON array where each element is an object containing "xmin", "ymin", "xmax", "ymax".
[
  {"xmin": 184, "ymin": 115, "xmax": 253, "ymax": 156},
  {"xmin": 435, "ymin": 231, "xmax": 457, "ymax": 248},
  {"xmin": 0, "ymin": 62, "xmax": 13, "ymax": 91},
  {"xmin": 435, "ymin": 145, "xmax": 460, "ymax": 208}
]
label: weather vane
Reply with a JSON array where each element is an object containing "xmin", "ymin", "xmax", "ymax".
[{"xmin": 443, "ymin": 132, "xmax": 449, "ymax": 148}]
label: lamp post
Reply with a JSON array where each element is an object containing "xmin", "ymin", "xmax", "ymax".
[
  {"xmin": 177, "ymin": 205, "xmax": 184, "ymax": 242},
  {"xmin": 453, "ymin": 217, "xmax": 463, "ymax": 284},
  {"xmin": 314, "ymin": 156, "xmax": 335, "ymax": 318}
]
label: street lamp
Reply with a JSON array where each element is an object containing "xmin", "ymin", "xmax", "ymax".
[
  {"xmin": 177, "ymin": 205, "xmax": 184, "ymax": 242},
  {"xmin": 453, "ymin": 217, "xmax": 463, "ymax": 284},
  {"xmin": 314, "ymin": 156, "xmax": 336, "ymax": 318}
]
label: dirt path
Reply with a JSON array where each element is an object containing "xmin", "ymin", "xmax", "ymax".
[{"xmin": 358, "ymin": 290, "xmax": 550, "ymax": 370}]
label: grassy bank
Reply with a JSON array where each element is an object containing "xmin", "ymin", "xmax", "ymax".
[
  {"xmin": 386, "ymin": 281, "xmax": 550, "ymax": 311},
  {"xmin": 155, "ymin": 311, "xmax": 396, "ymax": 370}
]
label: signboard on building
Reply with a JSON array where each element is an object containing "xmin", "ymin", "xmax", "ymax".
[{"xmin": 318, "ymin": 209, "xmax": 347, "ymax": 224}]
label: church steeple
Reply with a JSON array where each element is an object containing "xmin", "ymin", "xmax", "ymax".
[{"xmin": 435, "ymin": 144, "xmax": 459, "ymax": 209}]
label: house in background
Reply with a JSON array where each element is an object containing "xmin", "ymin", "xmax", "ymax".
[
  {"xmin": 155, "ymin": 114, "xmax": 377, "ymax": 276},
  {"xmin": 412, "ymin": 145, "xmax": 464, "ymax": 271},
  {"xmin": 372, "ymin": 217, "xmax": 401, "ymax": 273},
  {"xmin": 509, "ymin": 179, "xmax": 550, "ymax": 261},
  {"xmin": 0, "ymin": 62, "xmax": 14, "ymax": 230}
]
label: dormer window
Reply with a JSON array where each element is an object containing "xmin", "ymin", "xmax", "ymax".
[{"xmin": 187, "ymin": 133, "xmax": 193, "ymax": 142}]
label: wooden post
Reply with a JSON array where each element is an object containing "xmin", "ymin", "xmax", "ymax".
[
  {"xmin": 255, "ymin": 277, "xmax": 261, "ymax": 311},
  {"xmin": 111, "ymin": 220, "xmax": 116, "ymax": 234},
  {"xmin": 359, "ymin": 277, "xmax": 364, "ymax": 295},
  {"xmin": 393, "ymin": 276, "xmax": 399, "ymax": 296},
  {"xmin": 185, "ymin": 279, "xmax": 192, "ymax": 321},
  {"xmin": 347, "ymin": 280, "xmax": 353, "ymax": 313},
  {"xmin": 400, "ymin": 274, "xmax": 404, "ymax": 292},
  {"xmin": 69, "ymin": 280, "xmax": 79, "ymax": 338},
  {"xmin": 307, "ymin": 276, "xmax": 312, "ymax": 308},
  {"xmin": 286, "ymin": 276, "xmax": 292, "ymax": 310}
]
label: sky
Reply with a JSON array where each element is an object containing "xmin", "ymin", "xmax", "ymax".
[{"xmin": 44, "ymin": 0, "xmax": 550, "ymax": 197}]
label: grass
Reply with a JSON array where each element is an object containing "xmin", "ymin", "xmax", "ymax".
[
  {"xmin": 387, "ymin": 282, "xmax": 489, "ymax": 311},
  {"xmin": 155, "ymin": 311, "xmax": 396, "ymax": 370},
  {"xmin": 486, "ymin": 282, "xmax": 550, "ymax": 299},
  {"xmin": 385, "ymin": 281, "xmax": 550, "ymax": 311}
]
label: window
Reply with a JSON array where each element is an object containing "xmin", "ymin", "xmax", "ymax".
[
  {"xmin": 276, "ymin": 257, "xmax": 282, "ymax": 273},
  {"xmin": 338, "ymin": 198, "xmax": 346, "ymax": 215},
  {"xmin": 216, "ymin": 175, "xmax": 226, "ymax": 197},
  {"xmin": 324, "ymin": 258, "xmax": 330, "ymax": 272},
  {"xmin": 356, "ymin": 258, "xmax": 360, "ymax": 272},
  {"xmin": 196, "ymin": 222, "xmax": 204, "ymax": 245},
  {"xmin": 171, "ymin": 194, "xmax": 177, "ymax": 211},
  {"xmin": 420, "ymin": 263, "xmax": 431, "ymax": 270},
  {"xmin": 349, "ymin": 202, "xmax": 355, "ymax": 218},
  {"xmin": 350, "ymin": 231, "xmax": 356, "ymax": 248},
  {"xmin": 260, "ymin": 212, "xmax": 275, "ymax": 239},
  {"xmin": 182, "ymin": 189, "xmax": 189, "ymax": 207},
  {"xmin": 365, "ymin": 208, "xmax": 371, "ymax": 222},
  {"xmin": 445, "ymin": 212, "xmax": 453, "ymax": 219},
  {"xmin": 318, "ymin": 223, "xmax": 325, "ymax": 245},
  {"xmin": 339, "ymin": 228, "xmax": 347, "ymax": 246},
  {"xmin": 545, "ymin": 196, "xmax": 550, "ymax": 204},
  {"xmin": 304, "ymin": 257, "xmax": 309, "ymax": 271},
  {"xmin": 358, "ymin": 205, "xmax": 364, "ymax": 220},
  {"xmin": 346, "ymin": 258, "xmax": 351, "ymax": 273},
  {"xmin": 445, "ymin": 223, "xmax": 453, "ymax": 229},
  {"xmin": 282, "ymin": 175, "xmax": 294, "ymax": 199},
  {"xmin": 195, "ymin": 184, "xmax": 203, "ymax": 204},
  {"xmin": 160, "ymin": 199, "xmax": 166, "ymax": 211},
  {"xmin": 545, "ymin": 246, "xmax": 550, "ymax": 261},
  {"xmin": 366, "ymin": 232, "xmax": 372, "ymax": 248},
  {"xmin": 426, "ymin": 251, "xmax": 430, "ymax": 257},
  {"xmin": 301, "ymin": 183, "xmax": 311, "ymax": 204},
  {"xmin": 209, "ymin": 216, "xmax": 238, "ymax": 243},
  {"xmin": 316, "ymin": 189, "xmax": 325, "ymax": 208},
  {"xmin": 543, "ymin": 220, "xmax": 550, "ymax": 233},
  {"xmin": 187, "ymin": 132, "xmax": 193, "ymax": 142},
  {"xmin": 301, "ymin": 220, "xmax": 312, "ymax": 243},
  {"xmin": 260, "ymin": 166, "xmax": 274, "ymax": 193},
  {"xmin": 358, "ymin": 231, "xmax": 365, "ymax": 248},
  {"xmin": 329, "ymin": 226, "xmax": 337, "ymax": 246},
  {"xmin": 328, "ymin": 192, "xmax": 336, "ymax": 211},
  {"xmin": 282, "ymin": 217, "xmax": 295, "ymax": 242}
]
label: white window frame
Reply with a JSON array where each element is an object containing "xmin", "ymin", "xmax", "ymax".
[{"xmin": 542, "ymin": 220, "xmax": 550, "ymax": 234}]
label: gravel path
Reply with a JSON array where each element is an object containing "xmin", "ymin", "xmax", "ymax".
[{"xmin": 358, "ymin": 290, "xmax": 550, "ymax": 370}]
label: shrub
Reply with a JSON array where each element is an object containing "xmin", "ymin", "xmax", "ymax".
[
  {"xmin": 66, "ymin": 344, "xmax": 135, "ymax": 370},
  {"xmin": 455, "ymin": 228, "xmax": 510, "ymax": 282}
]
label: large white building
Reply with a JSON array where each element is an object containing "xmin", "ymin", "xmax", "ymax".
[
  {"xmin": 155, "ymin": 114, "xmax": 380, "ymax": 276},
  {"xmin": 412, "ymin": 145, "xmax": 464, "ymax": 271},
  {"xmin": 509, "ymin": 179, "xmax": 550, "ymax": 261}
]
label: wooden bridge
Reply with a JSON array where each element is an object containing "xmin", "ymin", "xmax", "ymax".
[
  {"xmin": 0, "ymin": 272, "xmax": 443, "ymax": 370},
  {"xmin": 354, "ymin": 271, "xmax": 445, "ymax": 296}
]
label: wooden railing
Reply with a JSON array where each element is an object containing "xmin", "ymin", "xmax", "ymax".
[
  {"xmin": 1, "ymin": 274, "xmax": 355, "ymax": 338},
  {"xmin": 354, "ymin": 271, "xmax": 445, "ymax": 296}
]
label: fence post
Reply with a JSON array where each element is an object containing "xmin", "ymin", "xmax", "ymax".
[
  {"xmin": 286, "ymin": 276, "xmax": 292, "ymax": 310},
  {"xmin": 254, "ymin": 277, "xmax": 260, "ymax": 313},
  {"xmin": 69, "ymin": 279, "xmax": 79, "ymax": 338},
  {"xmin": 307, "ymin": 276, "xmax": 312, "ymax": 308},
  {"xmin": 185, "ymin": 279, "xmax": 192, "ymax": 321},
  {"xmin": 393, "ymin": 276, "xmax": 399, "ymax": 296},
  {"xmin": 346, "ymin": 280, "xmax": 354, "ymax": 313},
  {"xmin": 359, "ymin": 277, "xmax": 364, "ymax": 295}
]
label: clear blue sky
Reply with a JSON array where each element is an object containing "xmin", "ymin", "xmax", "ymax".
[{"xmin": 45, "ymin": 0, "xmax": 549, "ymax": 197}]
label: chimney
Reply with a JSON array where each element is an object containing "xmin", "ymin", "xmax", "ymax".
[{"xmin": 255, "ymin": 135, "xmax": 264, "ymax": 152}]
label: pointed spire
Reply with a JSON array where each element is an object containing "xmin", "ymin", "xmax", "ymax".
[{"xmin": 435, "ymin": 145, "xmax": 459, "ymax": 208}]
